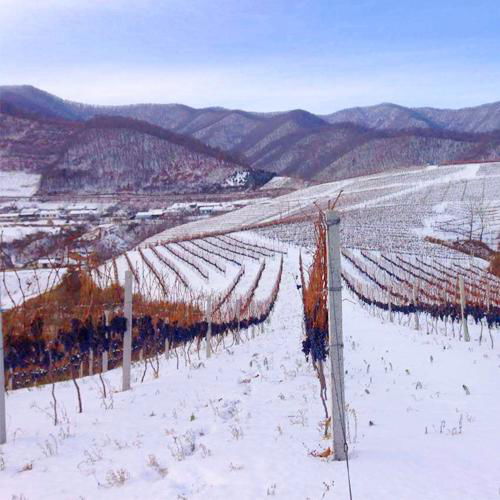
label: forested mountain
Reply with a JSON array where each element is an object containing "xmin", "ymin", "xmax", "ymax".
[
  {"xmin": 322, "ymin": 101, "xmax": 500, "ymax": 133},
  {"xmin": 0, "ymin": 101, "xmax": 268, "ymax": 194},
  {"xmin": 1, "ymin": 85, "xmax": 499, "ymax": 185}
]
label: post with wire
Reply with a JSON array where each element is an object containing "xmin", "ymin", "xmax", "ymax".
[
  {"xmin": 0, "ymin": 286, "xmax": 6, "ymax": 444},
  {"xmin": 325, "ymin": 210, "xmax": 347, "ymax": 461},
  {"xmin": 206, "ymin": 296, "xmax": 212, "ymax": 358},
  {"xmin": 122, "ymin": 270, "xmax": 133, "ymax": 391}
]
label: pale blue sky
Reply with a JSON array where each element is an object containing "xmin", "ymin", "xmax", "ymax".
[{"xmin": 1, "ymin": 0, "xmax": 499, "ymax": 111}]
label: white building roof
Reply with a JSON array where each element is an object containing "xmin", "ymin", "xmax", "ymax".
[
  {"xmin": 39, "ymin": 208, "xmax": 60, "ymax": 215},
  {"xmin": 68, "ymin": 209, "xmax": 97, "ymax": 216},
  {"xmin": 20, "ymin": 208, "xmax": 39, "ymax": 216},
  {"xmin": 149, "ymin": 209, "xmax": 165, "ymax": 216}
]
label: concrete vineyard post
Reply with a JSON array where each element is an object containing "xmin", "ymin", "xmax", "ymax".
[
  {"xmin": 206, "ymin": 297, "xmax": 212, "ymax": 359},
  {"xmin": 413, "ymin": 283, "xmax": 419, "ymax": 331},
  {"xmin": 122, "ymin": 271, "xmax": 133, "ymax": 391},
  {"xmin": 459, "ymin": 276, "xmax": 470, "ymax": 342},
  {"xmin": 326, "ymin": 210, "xmax": 347, "ymax": 461},
  {"xmin": 0, "ymin": 288, "xmax": 6, "ymax": 444}
]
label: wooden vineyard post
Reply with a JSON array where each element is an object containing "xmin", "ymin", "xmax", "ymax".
[
  {"xmin": 0, "ymin": 287, "xmax": 6, "ymax": 444},
  {"xmin": 459, "ymin": 276, "xmax": 470, "ymax": 342},
  {"xmin": 122, "ymin": 271, "xmax": 133, "ymax": 391},
  {"xmin": 89, "ymin": 347, "xmax": 94, "ymax": 377},
  {"xmin": 206, "ymin": 297, "xmax": 212, "ymax": 359},
  {"xmin": 326, "ymin": 210, "xmax": 347, "ymax": 461},
  {"xmin": 412, "ymin": 283, "xmax": 419, "ymax": 331}
]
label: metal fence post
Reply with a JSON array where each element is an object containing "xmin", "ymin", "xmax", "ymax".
[
  {"xmin": 122, "ymin": 271, "xmax": 133, "ymax": 391},
  {"xmin": 459, "ymin": 276, "xmax": 470, "ymax": 342},
  {"xmin": 326, "ymin": 210, "xmax": 347, "ymax": 461}
]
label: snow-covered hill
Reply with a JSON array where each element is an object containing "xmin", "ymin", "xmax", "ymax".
[
  {"xmin": 0, "ymin": 171, "xmax": 40, "ymax": 197},
  {"xmin": 3, "ymin": 86, "xmax": 500, "ymax": 183},
  {"xmin": 1, "ymin": 247, "xmax": 498, "ymax": 499},
  {"xmin": 143, "ymin": 161, "xmax": 500, "ymax": 256}
]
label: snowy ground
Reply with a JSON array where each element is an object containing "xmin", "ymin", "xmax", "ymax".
[
  {"xmin": 0, "ymin": 224, "xmax": 62, "ymax": 243},
  {"xmin": 1, "ymin": 248, "xmax": 499, "ymax": 499},
  {"xmin": 0, "ymin": 171, "xmax": 41, "ymax": 197},
  {"xmin": 0, "ymin": 268, "xmax": 65, "ymax": 309},
  {"xmin": 143, "ymin": 161, "xmax": 500, "ymax": 257}
]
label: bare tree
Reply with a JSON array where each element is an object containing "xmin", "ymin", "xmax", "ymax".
[{"xmin": 464, "ymin": 194, "xmax": 491, "ymax": 243}]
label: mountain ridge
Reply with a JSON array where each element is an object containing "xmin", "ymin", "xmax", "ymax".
[
  {"xmin": 0, "ymin": 101, "xmax": 273, "ymax": 194},
  {"xmin": 1, "ymin": 85, "xmax": 499, "ymax": 186}
]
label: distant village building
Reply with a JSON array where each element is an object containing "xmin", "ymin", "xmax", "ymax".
[
  {"xmin": 39, "ymin": 208, "xmax": 61, "ymax": 219},
  {"xmin": 135, "ymin": 209, "xmax": 165, "ymax": 220},
  {"xmin": 149, "ymin": 209, "xmax": 166, "ymax": 218},
  {"xmin": 198, "ymin": 205, "xmax": 218, "ymax": 216},
  {"xmin": 19, "ymin": 208, "xmax": 39, "ymax": 220},
  {"xmin": 35, "ymin": 258, "xmax": 59, "ymax": 269},
  {"xmin": 68, "ymin": 207, "xmax": 99, "ymax": 219},
  {"xmin": 165, "ymin": 202, "xmax": 198, "ymax": 213},
  {"xmin": 35, "ymin": 255, "xmax": 79, "ymax": 269},
  {"xmin": 197, "ymin": 202, "xmax": 233, "ymax": 215},
  {"xmin": 0, "ymin": 212, "xmax": 20, "ymax": 222},
  {"xmin": 135, "ymin": 211, "xmax": 154, "ymax": 220}
]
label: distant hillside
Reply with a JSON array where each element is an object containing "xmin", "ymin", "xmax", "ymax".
[
  {"xmin": 0, "ymin": 85, "xmax": 82, "ymax": 120},
  {"xmin": 0, "ymin": 102, "xmax": 272, "ymax": 194},
  {"xmin": 1, "ymin": 85, "xmax": 499, "ymax": 183},
  {"xmin": 322, "ymin": 101, "xmax": 500, "ymax": 133}
]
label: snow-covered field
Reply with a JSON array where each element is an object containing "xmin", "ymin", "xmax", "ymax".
[
  {"xmin": 1, "ymin": 161, "xmax": 499, "ymax": 499},
  {"xmin": 102, "ymin": 233, "xmax": 286, "ymax": 304},
  {"xmin": 0, "ymin": 224, "xmax": 62, "ymax": 243},
  {"xmin": 1, "ymin": 247, "xmax": 499, "ymax": 499},
  {"xmin": 0, "ymin": 267, "xmax": 65, "ymax": 309},
  {"xmin": 0, "ymin": 171, "xmax": 41, "ymax": 197},
  {"xmin": 144, "ymin": 161, "xmax": 500, "ymax": 256}
]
